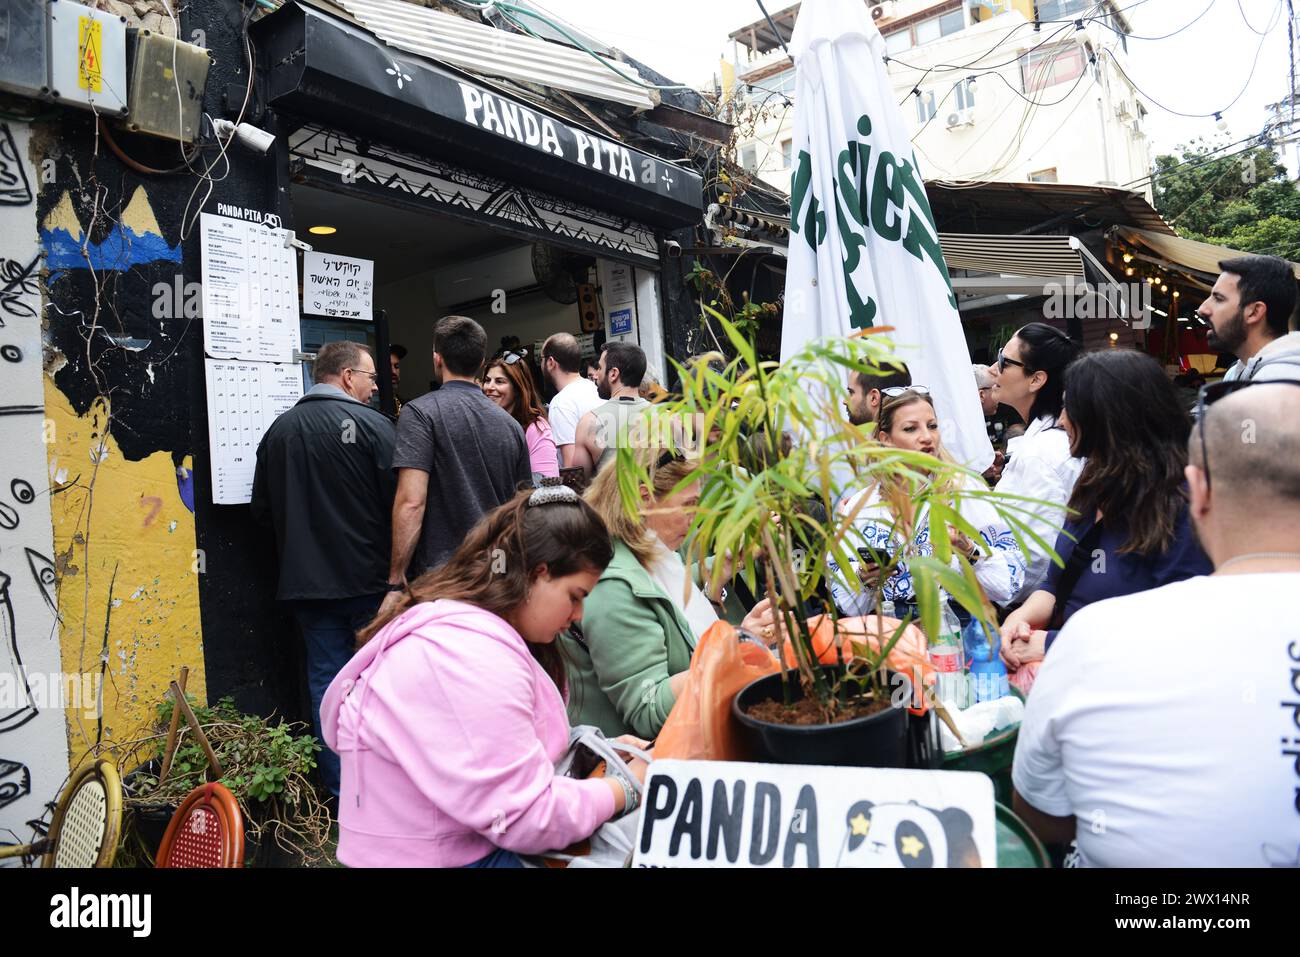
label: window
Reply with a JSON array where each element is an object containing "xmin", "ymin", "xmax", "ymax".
[
  {"xmin": 1022, "ymin": 43, "xmax": 1085, "ymax": 93},
  {"xmin": 1036, "ymin": 0, "xmax": 1093, "ymax": 20},
  {"xmin": 915, "ymin": 9, "xmax": 965, "ymax": 46},
  {"xmin": 884, "ymin": 29, "xmax": 913, "ymax": 55},
  {"xmin": 914, "ymin": 89, "xmax": 937, "ymax": 124},
  {"xmin": 1028, "ymin": 168, "xmax": 1059, "ymax": 183},
  {"xmin": 741, "ymin": 145, "xmax": 758, "ymax": 172},
  {"xmin": 781, "ymin": 139, "xmax": 793, "ymax": 169},
  {"xmin": 766, "ymin": 69, "xmax": 796, "ymax": 96},
  {"xmin": 952, "ymin": 77, "xmax": 976, "ymax": 111}
]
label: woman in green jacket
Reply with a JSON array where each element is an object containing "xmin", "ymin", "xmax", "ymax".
[{"xmin": 562, "ymin": 447, "xmax": 771, "ymax": 738}]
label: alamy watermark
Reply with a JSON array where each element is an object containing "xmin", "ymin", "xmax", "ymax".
[
  {"xmin": 2, "ymin": 671, "xmax": 102, "ymax": 719},
  {"xmin": 1042, "ymin": 276, "xmax": 1154, "ymax": 330}
]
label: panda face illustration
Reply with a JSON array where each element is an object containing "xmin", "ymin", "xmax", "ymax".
[{"xmin": 837, "ymin": 800, "xmax": 981, "ymax": 868}]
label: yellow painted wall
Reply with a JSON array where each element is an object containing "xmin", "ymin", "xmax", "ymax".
[{"xmin": 44, "ymin": 387, "xmax": 205, "ymax": 765}]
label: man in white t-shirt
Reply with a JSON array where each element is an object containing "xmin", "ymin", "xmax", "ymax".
[
  {"xmin": 1012, "ymin": 381, "xmax": 1300, "ymax": 867},
  {"xmin": 542, "ymin": 332, "xmax": 602, "ymax": 469}
]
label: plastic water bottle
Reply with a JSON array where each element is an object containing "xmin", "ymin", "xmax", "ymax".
[
  {"xmin": 963, "ymin": 616, "xmax": 1009, "ymax": 703},
  {"xmin": 928, "ymin": 601, "xmax": 967, "ymax": 709}
]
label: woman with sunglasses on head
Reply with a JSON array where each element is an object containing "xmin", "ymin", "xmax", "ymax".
[
  {"xmin": 998, "ymin": 350, "xmax": 1212, "ymax": 685},
  {"xmin": 563, "ymin": 445, "xmax": 776, "ymax": 739},
  {"xmin": 483, "ymin": 351, "xmax": 559, "ymax": 483},
  {"xmin": 989, "ymin": 323, "xmax": 1085, "ymax": 601},
  {"xmin": 320, "ymin": 485, "xmax": 648, "ymax": 868},
  {"xmin": 829, "ymin": 387, "xmax": 1028, "ymax": 620}
]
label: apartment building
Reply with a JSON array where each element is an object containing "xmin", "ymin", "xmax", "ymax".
[{"xmin": 726, "ymin": 0, "xmax": 1151, "ymax": 197}]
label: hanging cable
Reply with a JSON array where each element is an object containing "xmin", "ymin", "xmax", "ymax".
[{"xmin": 1101, "ymin": 1, "xmax": 1283, "ymax": 119}]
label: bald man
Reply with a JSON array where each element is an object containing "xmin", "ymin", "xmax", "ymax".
[{"xmin": 1011, "ymin": 382, "xmax": 1300, "ymax": 867}]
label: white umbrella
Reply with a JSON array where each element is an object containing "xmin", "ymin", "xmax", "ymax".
[{"xmin": 780, "ymin": 0, "xmax": 993, "ymax": 471}]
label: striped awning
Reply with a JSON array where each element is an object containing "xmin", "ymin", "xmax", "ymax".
[
  {"xmin": 938, "ymin": 233, "xmax": 1085, "ymax": 278},
  {"xmin": 331, "ymin": 0, "xmax": 658, "ymax": 110}
]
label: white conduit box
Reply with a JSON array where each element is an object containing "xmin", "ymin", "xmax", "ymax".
[{"xmin": 48, "ymin": 0, "xmax": 129, "ymax": 116}]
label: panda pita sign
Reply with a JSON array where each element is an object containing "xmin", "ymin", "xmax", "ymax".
[{"xmin": 633, "ymin": 760, "xmax": 996, "ymax": 868}]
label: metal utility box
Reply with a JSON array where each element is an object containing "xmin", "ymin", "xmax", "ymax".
[
  {"xmin": 0, "ymin": 0, "xmax": 49, "ymax": 100},
  {"xmin": 48, "ymin": 0, "xmax": 128, "ymax": 116},
  {"xmin": 0, "ymin": 1, "xmax": 50, "ymax": 100},
  {"xmin": 126, "ymin": 29, "xmax": 211, "ymax": 142}
]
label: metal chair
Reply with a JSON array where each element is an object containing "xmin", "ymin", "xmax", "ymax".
[
  {"xmin": 0, "ymin": 757, "xmax": 123, "ymax": 867},
  {"xmin": 156, "ymin": 782, "xmax": 245, "ymax": 868}
]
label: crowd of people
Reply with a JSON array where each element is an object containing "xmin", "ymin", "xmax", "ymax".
[{"xmin": 247, "ymin": 251, "xmax": 1299, "ymax": 867}]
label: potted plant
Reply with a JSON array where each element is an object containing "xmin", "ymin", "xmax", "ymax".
[
  {"xmin": 621, "ymin": 313, "xmax": 1052, "ymax": 768},
  {"xmin": 113, "ymin": 695, "xmax": 334, "ymax": 867}
]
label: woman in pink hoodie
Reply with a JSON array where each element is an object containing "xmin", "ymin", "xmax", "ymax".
[{"xmin": 321, "ymin": 484, "xmax": 647, "ymax": 867}]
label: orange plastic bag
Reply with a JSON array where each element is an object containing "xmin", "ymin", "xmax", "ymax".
[
  {"xmin": 655, "ymin": 620, "xmax": 779, "ymax": 762},
  {"xmin": 780, "ymin": 614, "xmax": 936, "ymax": 713}
]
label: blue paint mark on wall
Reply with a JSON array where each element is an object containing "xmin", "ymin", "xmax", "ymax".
[{"xmin": 41, "ymin": 226, "xmax": 181, "ymax": 275}]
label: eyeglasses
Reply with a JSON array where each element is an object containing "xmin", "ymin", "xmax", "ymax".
[
  {"xmin": 996, "ymin": 348, "xmax": 1026, "ymax": 373},
  {"xmin": 1194, "ymin": 378, "xmax": 1300, "ymax": 490},
  {"xmin": 880, "ymin": 385, "xmax": 931, "ymax": 398},
  {"xmin": 347, "ymin": 368, "xmax": 379, "ymax": 381},
  {"xmin": 501, "ymin": 350, "xmax": 527, "ymax": 365}
]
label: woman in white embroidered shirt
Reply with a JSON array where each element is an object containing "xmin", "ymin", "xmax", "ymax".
[
  {"xmin": 989, "ymin": 323, "xmax": 1085, "ymax": 602},
  {"xmin": 829, "ymin": 387, "xmax": 1027, "ymax": 620}
]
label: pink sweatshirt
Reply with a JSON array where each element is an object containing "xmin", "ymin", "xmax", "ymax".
[
  {"xmin": 526, "ymin": 417, "xmax": 559, "ymax": 478},
  {"xmin": 320, "ymin": 599, "xmax": 615, "ymax": 867}
]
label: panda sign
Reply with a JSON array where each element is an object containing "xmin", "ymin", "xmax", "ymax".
[{"xmin": 632, "ymin": 760, "xmax": 997, "ymax": 868}]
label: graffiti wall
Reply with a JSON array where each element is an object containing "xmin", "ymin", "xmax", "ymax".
[
  {"xmin": 37, "ymin": 128, "xmax": 207, "ymax": 770},
  {"xmin": 0, "ymin": 121, "xmax": 70, "ymax": 845}
]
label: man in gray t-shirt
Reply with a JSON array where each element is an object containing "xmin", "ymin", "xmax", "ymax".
[
  {"xmin": 385, "ymin": 317, "xmax": 531, "ymax": 598},
  {"xmin": 574, "ymin": 341, "xmax": 651, "ymax": 477}
]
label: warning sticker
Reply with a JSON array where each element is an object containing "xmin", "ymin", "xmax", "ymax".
[{"xmin": 78, "ymin": 17, "xmax": 103, "ymax": 93}]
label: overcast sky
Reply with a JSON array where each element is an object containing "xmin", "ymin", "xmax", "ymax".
[{"xmin": 532, "ymin": 0, "xmax": 1296, "ymax": 163}]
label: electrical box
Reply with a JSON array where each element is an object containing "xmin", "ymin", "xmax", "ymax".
[
  {"xmin": 0, "ymin": 1, "xmax": 50, "ymax": 100},
  {"xmin": 48, "ymin": 0, "xmax": 128, "ymax": 116},
  {"xmin": 126, "ymin": 29, "xmax": 211, "ymax": 142}
]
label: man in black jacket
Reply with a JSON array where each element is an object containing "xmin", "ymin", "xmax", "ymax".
[{"xmin": 251, "ymin": 340, "xmax": 396, "ymax": 798}]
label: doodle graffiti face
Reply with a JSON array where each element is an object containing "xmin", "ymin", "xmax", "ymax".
[{"xmin": 0, "ymin": 344, "xmax": 20, "ymax": 362}]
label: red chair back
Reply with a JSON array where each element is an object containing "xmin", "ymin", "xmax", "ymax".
[{"xmin": 156, "ymin": 782, "xmax": 245, "ymax": 868}]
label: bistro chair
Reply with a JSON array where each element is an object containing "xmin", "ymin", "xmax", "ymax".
[
  {"xmin": 156, "ymin": 782, "xmax": 245, "ymax": 868},
  {"xmin": 0, "ymin": 757, "xmax": 123, "ymax": 867}
]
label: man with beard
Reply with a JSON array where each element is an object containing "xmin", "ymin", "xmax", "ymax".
[
  {"xmin": 1010, "ymin": 381, "xmax": 1300, "ymax": 866},
  {"xmin": 1198, "ymin": 254, "xmax": 1299, "ymax": 383},
  {"xmin": 843, "ymin": 362, "xmax": 912, "ymax": 427},
  {"xmin": 573, "ymin": 341, "xmax": 650, "ymax": 478}
]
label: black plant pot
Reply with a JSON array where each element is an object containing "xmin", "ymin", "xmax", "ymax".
[{"xmin": 733, "ymin": 666, "xmax": 935, "ymax": 769}]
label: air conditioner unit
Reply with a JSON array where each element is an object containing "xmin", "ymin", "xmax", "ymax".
[
  {"xmin": 945, "ymin": 109, "xmax": 974, "ymax": 130},
  {"xmin": 870, "ymin": 2, "xmax": 893, "ymax": 21},
  {"xmin": 433, "ymin": 244, "xmax": 590, "ymax": 308}
]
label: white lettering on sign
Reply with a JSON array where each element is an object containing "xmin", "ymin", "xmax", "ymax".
[
  {"xmin": 458, "ymin": 81, "xmax": 640, "ymax": 177},
  {"xmin": 632, "ymin": 760, "xmax": 997, "ymax": 868},
  {"xmin": 303, "ymin": 251, "xmax": 374, "ymax": 320}
]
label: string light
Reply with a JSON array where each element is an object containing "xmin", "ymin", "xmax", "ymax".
[
  {"xmin": 1122, "ymin": 252, "xmax": 1133, "ymax": 263},
  {"xmin": 1125, "ymin": 266, "xmax": 1134, "ymax": 276}
]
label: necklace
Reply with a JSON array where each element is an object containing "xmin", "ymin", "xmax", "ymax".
[{"xmin": 1216, "ymin": 551, "xmax": 1300, "ymax": 573}]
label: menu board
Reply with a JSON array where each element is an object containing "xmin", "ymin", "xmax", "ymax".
[
  {"xmin": 200, "ymin": 212, "xmax": 301, "ymax": 363},
  {"xmin": 203, "ymin": 359, "xmax": 303, "ymax": 505}
]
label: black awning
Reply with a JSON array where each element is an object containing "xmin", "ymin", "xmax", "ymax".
[{"xmin": 253, "ymin": 3, "xmax": 703, "ymax": 230}]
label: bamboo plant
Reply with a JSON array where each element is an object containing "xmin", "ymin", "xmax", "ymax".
[{"xmin": 618, "ymin": 312, "xmax": 1061, "ymax": 723}]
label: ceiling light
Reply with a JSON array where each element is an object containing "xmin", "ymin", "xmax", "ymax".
[
  {"xmin": 308, "ymin": 225, "xmax": 337, "ymax": 235},
  {"xmin": 1108, "ymin": 332, "xmax": 1119, "ymax": 341},
  {"xmin": 1122, "ymin": 253, "xmax": 1132, "ymax": 263},
  {"xmin": 1125, "ymin": 267, "xmax": 1134, "ymax": 276},
  {"xmin": 1160, "ymin": 284, "xmax": 1168, "ymax": 293}
]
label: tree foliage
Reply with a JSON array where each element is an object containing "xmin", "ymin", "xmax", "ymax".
[{"xmin": 1152, "ymin": 138, "xmax": 1300, "ymax": 260}]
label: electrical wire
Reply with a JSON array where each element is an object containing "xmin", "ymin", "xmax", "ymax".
[
  {"xmin": 1237, "ymin": 0, "xmax": 1277, "ymax": 34},
  {"xmin": 180, "ymin": 0, "xmax": 258, "ymax": 240},
  {"xmin": 1101, "ymin": 0, "xmax": 1283, "ymax": 118}
]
